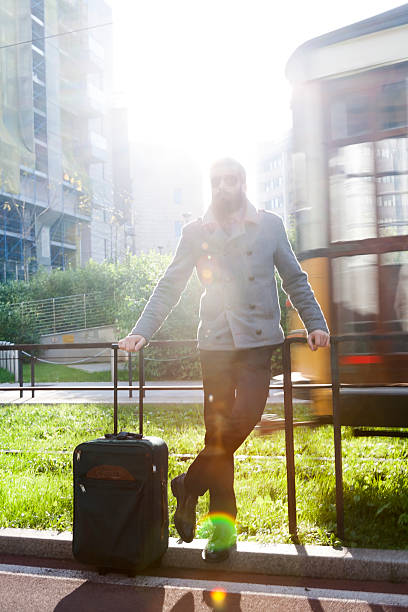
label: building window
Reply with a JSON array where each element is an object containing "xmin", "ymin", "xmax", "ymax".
[
  {"xmin": 35, "ymin": 143, "xmax": 48, "ymax": 174},
  {"xmin": 330, "ymin": 93, "xmax": 370, "ymax": 140},
  {"xmin": 174, "ymin": 188, "xmax": 182, "ymax": 205},
  {"xmin": 34, "ymin": 112, "xmax": 47, "ymax": 143},
  {"xmin": 32, "ymin": 49, "xmax": 45, "ymax": 83},
  {"xmin": 31, "ymin": 0, "xmax": 44, "ymax": 22},
  {"xmin": 174, "ymin": 220, "xmax": 182, "ymax": 238},
  {"xmin": 380, "ymin": 81, "xmax": 408, "ymax": 130},
  {"xmin": 31, "ymin": 18, "xmax": 44, "ymax": 52},
  {"xmin": 33, "ymin": 82, "xmax": 46, "ymax": 113}
]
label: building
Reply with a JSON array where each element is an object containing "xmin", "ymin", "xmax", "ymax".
[
  {"xmin": 0, "ymin": 0, "xmax": 120, "ymax": 281},
  {"xmin": 110, "ymin": 105, "xmax": 133, "ymax": 258},
  {"xmin": 131, "ymin": 144, "xmax": 203, "ymax": 254},
  {"xmin": 257, "ymin": 134, "xmax": 293, "ymax": 226}
]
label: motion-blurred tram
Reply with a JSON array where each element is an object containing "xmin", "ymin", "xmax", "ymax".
[{"xmin": 285, "ymin": 4, "xmax": 408, "ymax": 425}]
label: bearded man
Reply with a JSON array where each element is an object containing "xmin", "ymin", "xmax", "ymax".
[{"xmin": 118, "ymin": 157, "xmax": 329, "ymax": 562}]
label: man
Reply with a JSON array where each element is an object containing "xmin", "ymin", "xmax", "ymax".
[{"xmin": 118, "ymin": 158, "xmax": 329, "ymax": 562}]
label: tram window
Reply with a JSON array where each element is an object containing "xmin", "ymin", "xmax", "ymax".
[
  {"xmin": 376, "ymin": 137, "xmax": 408, "ymax": 173},
  {"xmin": 381, "ymin": 251, "xmax": 408, "ymax": 335},
  {"xmin": 380, "ymin": 81, "xmax": 408, "ymax": 130},
  {"xmin": 330, "ymin": 93, "xmax": 370, "ymax": 140},
  {"xmin": 329, "ymin": 143, "xmax": 376, "ymax": 242},
  {"xmin": 332, "ymin": 254, "xmax": 378, "ymax": 334},
  {"xmin": 376, "ymin": 138, "xmax": 408, "ymax": 237}
]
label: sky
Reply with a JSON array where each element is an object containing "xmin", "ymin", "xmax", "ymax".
[{"xmin": 111, "ymin": 0, "xmax": 405, "ymax": 199}]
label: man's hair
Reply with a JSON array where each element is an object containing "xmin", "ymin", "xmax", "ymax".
[{"xmin": 210, "ymin": 158, "xmax": 246, "ymax": 184}]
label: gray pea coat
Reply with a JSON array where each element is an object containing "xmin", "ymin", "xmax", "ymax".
[{"xmin": 131, "ymin": 202, "xmax": 328, "ymax": 350}]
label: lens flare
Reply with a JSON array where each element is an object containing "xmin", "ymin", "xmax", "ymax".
[
  {"xmin": 207, "ymin": 512, "xmax": 236, "ymax": 531},
  {"xmin": 211, "ymin": 588, "xmax": 226, "ymax": 607}
]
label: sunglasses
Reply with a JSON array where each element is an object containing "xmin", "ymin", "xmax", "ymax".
[{"xmin": 211, "ymin": 174, "xmax": 239, "ymax": 188}]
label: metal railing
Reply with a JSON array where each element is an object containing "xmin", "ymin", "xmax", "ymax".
[
  {"xmin": 5, "ymin": 291, "xmax": 116, "ymax": 334},
  {"xmin": 0, "ymin": 334, "xmax": 407, "ymax": 542},
  {"xmin": 0, "ymin": 341, "xmax": 19, "ymax": 381}
]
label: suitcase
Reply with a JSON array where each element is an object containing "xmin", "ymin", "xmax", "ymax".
[{"xmin": 72, "ymin": 419, "xmax": 169, "ymax": 573}]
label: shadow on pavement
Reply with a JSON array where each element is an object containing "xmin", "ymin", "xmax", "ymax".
[{"xmin": 54, "ymin": 581, "xmax": 165, "ymax": 611}]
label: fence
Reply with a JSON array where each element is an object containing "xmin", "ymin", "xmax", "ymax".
[
  {"xmin": 6, "ymin": 291, "xmax": 115, "ymax": 335},
  {"xmin": 0, "ymin": 333, "xmax": 407, "ymax": 542},
  {"xmin": 0, "ymin": 341, "xmax": 18, "ymax": 382}
]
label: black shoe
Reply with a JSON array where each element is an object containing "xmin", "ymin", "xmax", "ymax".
[
  {"xmin": 171, "ymin": 473, "xmax": 197, "ymax": 543},
  {"xmin": 202, "ymin": 523, "xmax": 237, "ymax": 563}
]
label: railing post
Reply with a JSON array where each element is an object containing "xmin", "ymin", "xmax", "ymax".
[
  {"xmin": 283, "ymin": 339, "xmax": 298, "ymax": 541},
  {"xmin": 139, "ymin": 348, "xmax": 144, "ymax": 436},
  {"xmin": 330, "ymin": 338, "xmax": 344, "ymax": 539},
  {"xmin": 14, "ymin": 347, "xmax": 18, "ymax": 383},
  {"xmin": 83, "ymin": 293, "xmax": 87, "ymax": 329},
  {"xmin": 31, "ymin": 356, "xmax": 35, "ymax": 399},
  {"xmin": 52, "ymin": 298, "xmax": 56, "ymax": 334},
  {"xmin": 110, "ymin": 350, "xmax": 114, "ymax": 384},
  {"xmin": 128, "ymin": 352, "xmax": 132, "ymax": 398},
  {"xmin": 113, "ymin": 344, "xmax": 118, "ymax": 435},
  {"xmin": 18, "ymin": 350, "xmax": 23, "ymax": 398}
]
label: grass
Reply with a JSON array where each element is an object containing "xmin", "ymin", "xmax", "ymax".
[
  {"xmin": 0, "ymin": 401, "xmax": 408, "ymax": 549},
  {"xmin": 0, "ymin": 363, "xmax": 139, "ymax": 383}
]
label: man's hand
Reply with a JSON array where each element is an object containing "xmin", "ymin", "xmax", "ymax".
[
  {"xmin": 307, "ymin": 329, "xmax": 330, "ymax": 352},
  {"xmin": 118, "ymin": 334, "xmax": 147, "ymax": 352}
]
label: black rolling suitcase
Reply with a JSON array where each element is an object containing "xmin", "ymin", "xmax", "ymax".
[{"xmin": 72, "ymin": 406, "xmax": 168, "ymax": 573}]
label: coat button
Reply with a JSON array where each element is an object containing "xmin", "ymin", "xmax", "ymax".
[
  {"xmin": 248, "ymin": 275, "xmax": 255, "ymax": 281},
  {"xmin": 249, "ymin": 304, "xmax": 256, "ymax": 310},
  {"xmin": 256, "ymin": 329, "xmax": 262, "ymax": 335},
  {"xmin": 247, "ymin": 250, "xmax": 253, "ymax": 256}
]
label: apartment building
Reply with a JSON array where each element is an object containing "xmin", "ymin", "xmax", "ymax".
[
  {"xmin": 131, "ymin": 144, "xmax": 203, "ymax": 254},
  {"xmin": 0, "ymin": 0, "xmax": 121, "ymax": 281},
  {"xmin": 257, "ymin": 134, "xmax": 293, "ymax": 226}
]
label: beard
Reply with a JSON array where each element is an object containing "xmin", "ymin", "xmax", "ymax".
[{"xmin": 212, "ymin": 189, "xmax": 245, "ymax": 221}]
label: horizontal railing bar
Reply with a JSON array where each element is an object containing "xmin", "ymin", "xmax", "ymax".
[
  {"xmin": 0, "ymin": 341, "xmax": 199, "ymax": 350},
  {"xmin": 1, "ymin": 383, "xmax": 406, "ymax": 392}
]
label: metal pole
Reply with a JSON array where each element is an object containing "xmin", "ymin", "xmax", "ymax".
[
  {"xmin": 113, "ymin": 345, "xmax": 118, "ymax": 434},
  {"xmin": 330, "ymin": 338, "xmax": 344, "ymax": 539},
  {"xmin": 139, "ymin": 348, "xmax": 144, "ymax": 436},
  {"xmin": 31, "ymin": 356, "xmax": 35, "ymax": 399},
  {"xmin": 83, "ymin": 293, "xmax": 87, "ymax": 329},
  {"xmin": 52, "ymin": 298, "xmax": 56, "ymax": 334},
  {"xmin": 128, "ymin": 352, "xmax": 132, "ymax": 398},
  {"xmin": 18, "ymin": 350, "xmax": 23, "ymax": 398},
  {"xmin": 283, "ymin": 340, "xmax": 297, "ymax": 540}
]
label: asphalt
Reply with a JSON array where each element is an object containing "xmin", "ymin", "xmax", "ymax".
[{"xmin": 1, "ymin": 528, "xmax": 407, "ymax": 584}]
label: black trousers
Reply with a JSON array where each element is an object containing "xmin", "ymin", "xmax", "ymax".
[{"xmin": 184, "ymin": 345, "xmax": 279, "ymax": 519}]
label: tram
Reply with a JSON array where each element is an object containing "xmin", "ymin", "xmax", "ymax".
[{"xmin": 285, "ymin": 4, "xmax": 408, "ymax": 425}]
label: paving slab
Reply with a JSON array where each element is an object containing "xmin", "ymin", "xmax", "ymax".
[
  {"xmin": 0, "ymin": 381, "xmax": 308, "ymax": 405},
  {"xmin": 1, "ymin": 528, "xmax": 407, "ymax": 583}
]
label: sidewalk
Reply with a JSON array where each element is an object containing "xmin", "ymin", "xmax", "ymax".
[
  {"xmin": 1, "ymin": 528, "xmax": 408, "ymax": 583},
  {"xmin": 0, "ymin": 380, "xmax": 307, "ymax": 405}
]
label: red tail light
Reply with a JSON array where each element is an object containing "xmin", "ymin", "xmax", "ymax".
[{"xmin": 340, "ymin": 355, "xmax": 384, "ymax": 365}]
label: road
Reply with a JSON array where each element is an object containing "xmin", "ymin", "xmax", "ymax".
[{"xmin": 1, "ymin": 555, "xmax": 408, "ymax": 611}]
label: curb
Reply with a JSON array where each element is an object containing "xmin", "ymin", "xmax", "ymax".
[{"xmin": 1, "ymin": 528, "xmax": 408, "ymax": 583}]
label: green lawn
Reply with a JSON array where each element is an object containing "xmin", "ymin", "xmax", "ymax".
[
  {"xmin": 0, "ymin": 401, "xmax": 407, "ymax": 549},
  {"xmin": 0, "ymin": 363, "xmax": 133, "ymax": 383}
]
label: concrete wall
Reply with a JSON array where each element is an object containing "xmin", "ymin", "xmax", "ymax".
[{"xmin": 40, "ymin": 324, "xmax": 118, "ymax": 363}]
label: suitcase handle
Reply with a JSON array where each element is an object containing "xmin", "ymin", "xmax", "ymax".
[{"xmin": 104, "ymin": 431, "xmax": 143, "ymax": 440}]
